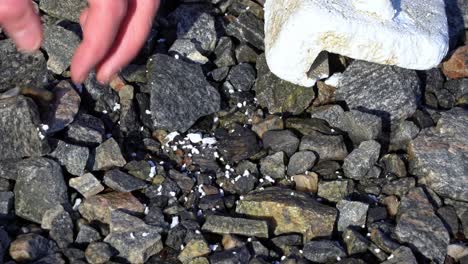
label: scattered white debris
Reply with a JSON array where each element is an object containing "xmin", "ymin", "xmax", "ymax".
[
  {"xmin": 387, "ymin": 254, "xmax": 394, "ymax": 260},
  {"xmin": 325, "ymin": 73, "xmax": 344, "ymax": 87},
  {"xmin": 229, "ymin": 88, "xmax": 235, "ymax": 94},
  {"xmin": 247, "ymin": 238, "xmax": 252, "ymax": 242},
  {"xmin": 180, "ymin": 244, "xmax": 185, "ymax": 250},
  {"xmin": 299, "ymin": 250, "xmax": 303, "ymax": 254},
  {"xmin": 202, "ymin": 137, "xmax": 217, "ymax": 146},
  {"xmin": 169, "ymin": 191, "xmax": 176, "ymax": 197},
  {"xmin": 265, "ymin": 175, "xmax": 275, "ymax": 183},
  {"xmin": 130, "ymin": 232, "xmax": 135, "ymax": 239},
  {"xmin": 40, "ymin": 124, "xmax": 49, "ymax": 131},
  {"xmin": 209, "ymin": 244, "xmax": 219, "ymax": 251},
  {"xmin": 148, "ymin": 161, "xmax": 157, "ymax": 178},
  {"xmin": 374, "ymin": 248, "xmax": 381, "ymax": 253},
  {"xmin": 142, "ymin": 232, "xmax": 149, "ymax": 237},
  {"xmin": 157, "ymin": 38, "xmax": 166, "ymax": 43},
  {"xmin": 281, "ymin": 256, "xmax": 286, "ymax": 261},
  {"xmin": 170, "ymin": 216, "xmax": 179, "ymax": 228},
  {"xmin": 72, "ymin": 198, "xmax": 82, "ymax": 210},
  {"xmin": 337, "ymin": 256, "xmax": 342, "ymax": 261},
  {"xmin": 38, "ymin": 131, "xmax": 45, "ymax": 140},
  {"xmin": 145, "ymin": 109, "xmax": 152, "ymax": 115},
  {"xmin": 175, "ymin": 54, "xmax": 180, "ymax": 59},
  {"xmin": 113, "ymin": 103, "xmax": 121, "ymax": 111},
  {"xmin": 187, "ymin": 133, "xmax": 203, "ymax": 143},
  {"xmin": 166, "ymin": 132, "xmax": 180, "ymax": 143},
  {"xmin": 144, "ymin": 206, "xmax": 150, "ymax": 215},
  {"xmin": 102, "ymin": 110, "xmax": 108, "ymax": 114}
]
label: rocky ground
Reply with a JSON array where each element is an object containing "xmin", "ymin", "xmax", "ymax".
[{"xmin": 0, "ymin": 0, "xmax": 467, "ymax": 263}]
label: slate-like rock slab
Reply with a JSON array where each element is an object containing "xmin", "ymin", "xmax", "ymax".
[
  {"xmin": 303, "ymin": 240, "xmax": 346, "ymax": 263},
  {"xmin": 0, "ymin": 96, "xmax": 49, "ymax": 161},
  {"xmin": 39, "ymin": 0, "xmax": 88, "ymax": 23},
  {"xmin": 42, "ymin": 24, "xmax": 80, "ymax": 74},
  {"xmin": 148, "ymin": 54, "xmax": 220, "ymax": 132},
  {"xmin": 91, "ymin": 138, "xmax": 126, "ymax": 171},
  {"xmin": 202, "ymin": 215, "xmax": 269, "ymax": 238},
  {"xmin": 236, "ymin": 187, "xmax": 337, "ymax": 240},
  {"xmin": 50, "ymin": 140, "xmax": 89, "ymax": 176}
]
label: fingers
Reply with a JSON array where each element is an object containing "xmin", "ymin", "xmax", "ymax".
[
  {"xmin": 95, "ymin": 0, "xmax": 159, "ymax": 83},
  {"xmin": 0, "ymin": 0, "xmax": 42, "ymax": 52},
  {"xmin": 71, "ymin": 0, "xmax": 128, "ymax": 84}
]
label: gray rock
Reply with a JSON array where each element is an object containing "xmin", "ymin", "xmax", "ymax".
[
  {"xmin": 437, "ymin": 206, "xmax": 460, "ymax": 237},
  {"xmin": 14, "ymin": 158, "xmax": 69, "ymax": 223},
  {"xmin": 9, "ymin": 233, "xmax": 57, "ymax": 262},
  {"xmin": 209, "ymin": 67, "xmax": 230, "ymax": 82},
  {"xmin": 85, "ymin": 242, "xmax": 115, "ymax": 264},
  {"xmin": 50, "ymin": 140, "xmax": 89, "ymax": 176},
  {"xmin": 104, "ymin": 169, "xmax": 147, "ymax": 192},
  {"xmin": 0, "ymin": 228, "xmax": 10, "ymax": 261},
  {"xmin": 227, "ymin": 63, "xmax": 256, "ymax": 91},
  {"xmin": 0, "ymin": 178, "xmax": 11, "ymax": 192},
  {"xmin": 336, "ymin": 60, "xmax": 421, "ymax": 122},
  {"xmin": 310, "ymin": 104, "xmax": 345, "ymax": 128},
  {"xmin": 148, "ymin": 54, "xmax": 220, "ymax": 132},
  {"xmin": 235, "ymin": 43, "xmax": 259, "ymax": 64},
  {"xmin": 381, "ymin": 154, "xmax": 407, "ymax": 178},
  {"xmin": 210, "ymin": 246, "xmax": 251, "ymax": 264},
  {"xmin": 0, "ymin": 40, "xmax": 47, "ymax": 93},
  {"xmin": 259, "ymin": 152, "xmax": 286, "ymax": 179},
  {"xmin": 318, "ymin": 180, "xmax": 354, "ymax": 203},
  {"xmin": 381, "ymin": 246, "xmax": 417, "ymax": 264},
  {"xmin": 445, "ymin": 198, "xmax": 468, "ymax": 237},
  {"xmin": 121, "ymin": 64, "xmax": 147, "ymax": 83},
  {"xmin": 169, "ymin": 39, "xmax": 209, "ymax": 64},
  {"xmin": 382, "ymin": 177, "xmax": 416, "ymax": 197},
  {"xmin": 216, "ymin": 125, "xmax": 260, "ymax": 163},
  {"xmin": 226, "ymin": 11, "xmax": 264, "ymax": 50},
  {"xmin": 44, "ymin": 81, "xmax": 81, "ymax": 134},
  {"xmin": 39, "ymin": 0, "xmax": 87, "ymax": 23},
  {"xmin": 0, "ymin": 191, "xmax": 13, "ymax": 216},
  {"xmin": 118, "ymin": 85, "xmax": 140, "ymax": 135},
  {"xmin": 0, "ymin": 159, "xmax": 25, "ymax": 180},
  {"xmin": 303, "ymin": 240, "xmax": 346, "ymax": 263},
  {"xmin": 254, "ymin": 55, "xmax": 315, "ymax": 114},
  {"xmin": 69, "ymin": 173, "xmax": 104, "ymax": 198},
  {"xmin": 395, "ymin": 187, "xmax": 449, "ymax": 263},
  {"xmin": 388, "ymin": 120, "xmax": 420, "ymax": 151},
  {"xmin": 75, "ymin": 224, "xmax": 101, "ymax": 244},
  {"xmin": 343, "ymin": 140, "xmax": 381, "ymax": 180},
  {"xmin": 42, "ymin": 24, "xmax": 80, "ymax": 74},
  {"xmin": 299, "ymin": 131, "xmax": 348, "ymax": 161},
  {"xmin": 337, "ymin": 200, "xmax": 369, "ymax": 231},
  {"xmin": 340, "ymin": 110, "xmax": 382, "ymax": 145},
  {"xmin": 41, "ymin": 205, "xmax": 73, "ymax": 248},
  {"xmin": 83, "ymin": 72, "xmax": 120, "ymax": 115},
  {"xmin": 409, "ymin": 107, "xmax": 468, "ymax": 202},
  {"xmin": 91, "ymin": 138, "xmax": 126, "ymax": 171},
  {"xmin": 287, "ymin": 151, "xmax": 317, "ymax": 176},
  {"xmin": 214, "ymin": 37, "xmax": 236, "ymax": 67},
  {"xmin": 202, "ymin": 215, "xmax": 269, "ymax": 238},
  {"xmin": 262, "ymin": 130, "xmax": 299, "ymax": 157},
  {"xmin": 65, "ymin": 113, "xmax": 105, "ymax": 146},
  {"xmin": 0, "ymin": 96, "xmax": 49, "ymax": 160},
  {"xmin": 343, "ymin": 228, "xmax": 370, "ymax": 255},
  {"xmin": 369, "ymin": 227, "xmax": 400, "ymax": 254}
]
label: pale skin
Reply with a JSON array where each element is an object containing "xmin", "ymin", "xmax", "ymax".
[{"xmin": 0, "ymin": 0, "xmax": 160, "ymax": 84}]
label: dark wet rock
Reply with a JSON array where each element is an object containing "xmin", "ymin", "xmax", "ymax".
[
  {"xmin": 91, "ymin": 138, "xmax": 126, "ymax": 171},
  {"xmin": 445, "ymin": 199, "xmax": 468, "ymax": 237},
  {"xmin": 210, "ymin": 246, "xmax": 251, "ymax": 264},
  {"xmin": 444, "ymin": 78, "xmax": 468, "ymax": 105},
  {"xmin": 336, "ymin": 60, "xmax": 421, "ymax": 122},
  {"xmin": 9, "ymin": 233, "xmax": 57, "ymax": 262},
  {"xmin": 226, "ymin": 11, "xmax": 264, "ymax": 50},
  {"xmin": 303, "ymin": 240, "xmax": 346, "ymax": 263},
  {"xmin": 0, "ymin": 228, "xmax": 10, "ymax": 261},
  {"xmin": 254, "ymin": 55, "xmax": 315, "ymax": 114},
  {"xmin": 44, "ymin": 81, "xmax": 81, "ymax": 134},
  {"xmin": 262, "ymin": 130, "xmax": 299, "ymax": 157},
  {"xmin": 382, "ymin": 246, "xmax": 417, "ymax": 264},
  {"xmin": 312, "ymin": 160, "xmax": 341, "ymax": 180},
  {"xmin": 75, "ymin": 224, "xmax": 101, "ymax": 244},
  {"xmin": 202, "ymin": 215, "xmax": 269, "ymax": 238},
  {"xmin": 42, "ymin": 24, "xmax": 80, "ymax": 74},
  {"xmin": 337, "ymin": 200, "xmax": 369, "ymax": 231},
  {"xmin": 50, "ymin": 140, "xmax": 89, "ymax": 176},
  {"xmin": 85, "ymin": 242, "xmax": 115, "ymax": 264},
  {"xmin": 124, "ymin": 160, "xmax": 155, "ymax": 181},
  {"xmin": 216, "ymin": 125, "xmax": 260, "ymax": 163},
  {"xmin": 287, "ymin": 151, "xmax": 317, "ymax": 176},
  {"xmin": 148, "ymin": 54, "xmax": 220, "ymax": 132},
  {"xmin": 39, "ymin": 0, "xmax": 87, "ymax": 23},
  {"xmin": 370, "ymin": 227, "xmax": 400, "ymax": 254},
  {"xmin": 0, "ymin": 191, "xmax": 13, "ymax": 216},
  {"xmin": 168, "ymin": 170, "xmax": 195, "ymax": 193},
  {"xmin": 437, "ymin": 206, "xmax": 460, "ymax": 237},
  {"xmin": 0, "ymin": 96, "xmax": 49, "ymax": 160},
  {"xmin": 69, "ymin": 173, "xmax": 104, "ymax": 198},
  {"xmin": 82, "ymin": 72, "xmax": 120, "ymax": 115},
  {"xmin": 236, "ymin": 187, "xmax": 337, "ymax": 240},
  {"xmin": 381, "ymin": 177, "xmax": 415, "ymax": 197},
  {"xmin": 214, "ymin": 37, "xmax": 236, "ymax": 67},
  {"xmin": 299, "ymin": 131, "xmax": 348, "ymax": 161},
  {"xmin": 0, "ymin": 40, "xmax": 48, "ymax": 93},
  {"xmin": 227, "ymin": 63, "xmax": 256, "ymax": 92},
  {"xmin": 0, "ymin": 178, "xmax": 11, "ymax": 192},
  {"xmin": 103, "ymin": 169, "xmax": 147, "ymax": 192},
  {"xmin": 65, "ymin": 113, "xmax": 105, "ymax": 146},
  {"xmin": 343, "ymin": 140, "xmax": 380, "ymax": 180},
  {"xmin": 343, "ymin": 228, "xmax": 370, "ymax": 255},
  {"xmin": 423, "ymin": 68, "xmax": 445, "ymax": 108},
  {"xmin": 395, "ymin": 187, "xmax": 449, "ymax": 263},
  {"xmin": 317, "ymin": 180, "xmax": 354, "ymax": 203},
  {"xmin": 259, "ymin": 152, "xmax": 286, "ymax": 179},
  {"xmin": 14, "ymin": 158, "xmax": 68, "ymax": 223},
  {"xmin": 367, "ymin": 206, "xmax": 388, "ymax": 225},
  {"xmin": 209, "ymin": 67, "xmax": 230, "ymax": 82},
  {"xmin": 409, "ymin": 107, "xmax": 468, "ymax": 202},
  {"xmin": 121, "ymin": 64, "xmax": 147, "ymax": 83},
  {"xmin": 41, "ymin": 205, "xmax": 73, "ymax": 248}
]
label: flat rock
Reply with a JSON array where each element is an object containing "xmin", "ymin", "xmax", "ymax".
[
  {"xmin": 337, "ymin": 200, "xmax": 369, "ymax": 231},
  {"xmin": 42, "ymin": 24, "xmax": 80, "ymax": 74},
  {"xmin": 226, "ymin": 11, "xmax": 264, "ymax": 50},
  {"xmin": 39, "ymin": 0, "xmax": 87, "ymax": 22},
  {"xmin": 44, "ymin": 81, "xmax": 81, "ymax": 134},
  {"xmin": 148, "ymin": 54, "xmax": 220, "ymax": 132},
  {"xmin": 178, "ymin": 239, "xmax": 210, "ymax": 264},
  {"xmin": 343, "ymin": 140, "xmax": 381, "ymax": 180},
  {"xmin": 382, "ymin": 246, "xmax": 417, "ymax": 264},
  {"xmin": 395, "ymin": 187, "xmax": 449, "ymax": 263},
  {"xmin": 65, "ymin": 113, "xmax": 105, "ymax": 146},
  {"xmin": 50, "ymin": 140, "xmax": 89, "ymax": 176},
  {"xmin": 262, "ymin": 130, "xmax": 299, "ymax": 157},
  {"xmin": 0, "ymin": 96, "xmax": 49, "ymax": 160},
  {"xmin": 318, "ymin": 180, "xmax": 354, "ymax": 203},
  {"xmin": 202, "ymin": 215, "xmax": 269, "ymax": 238},
  {"xmin": 299, "ymin": 131, "xmax": 348, "ymax": 161},
  {"xmin": 287, "ymin": 151, "xmax": 317, "ymax": 176},
  {"xmin": 259, "ymin": 152, "xmax": 286, "ymax": 179},
  {"xmin": 227, "ymin": 63, "xmax": 256, "ymax": 92},
  {"xmin": 75, "ymin": 224, "xmax": 101, "ymax": 244},
  {"xmin": 69, "ymin": 173, "xmax": 104, "ymax": 198},
  {"xmin": 91, "ymin": 138, "xmax": 126, "ymax": 171},
  {"xmin": 336, "ymin": 60, "xmax": 421, "ymax": 122},
  {"xmin": 303, "ymin": 240, "xmax": 346, "ymax": 263},
  {"xmin": 103, "ymin": 169, "xmax": 147, "ymax": 192},
  {"xmin": 264, "ymin": 0, "xmax": 448, "ymax": 86},
  {"xmin": 236, "ymin": 187, "xmax": 337, "ymax": 240},
  {"xmin": 14, "ymin": 158, "xmax": 69, "ymax": 223},
  {"xmin": 408, "ymin": 107, "xmax": 468, "ymax": 202},
  {"xmin": 216, "ymin": 125, "xmax": 260, "ymax": 163}
]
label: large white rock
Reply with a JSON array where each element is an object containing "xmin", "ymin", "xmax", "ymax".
[{"xmin": 265, "ymin": 0, "xmax": 449, "ymax": 87}]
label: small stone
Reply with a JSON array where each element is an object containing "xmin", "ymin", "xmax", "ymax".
[
  {"xmin": 442, "ymin": 45, "xmax": 468, "ymax": 79},
  {"xmin": 39, "ymin": 0, "xmax": 87, "ymax": 22},
  {"xmin": 262, "ymin": 130, "xmax": 299, "ymax": 157},
  {"xmin": 69, "ymin": 173, "xmax": 104, "ymax": 198},
  {"xmin": 236, "ymin": 187, "xmax": 337, "ymax": 240},
  {"xmin": 44, "ymin": 80, "xmax": 81, "ymax": 133},
  {"xmin": 75, "ymin": 224, "xmax": 101, "ymax": 244},
  {"xmin": 14, "ymin": 158, "xmax": 69, "ymax": 223},
  {"xmin": 340, "ymin": 110, "xmax": 382, "ymax": 145},
  {"xmin": 259, "ymin": 152, "xmax": 286, "ymax": 179},
  {"xmin": 202, "ymin": 215, "xmax": 269, "ymax": 238},
  {"xmin": 216, "ymin": 125, "xmax": 260, "ymax": 163},
  {"xmin": 313, "ymin": 81, "xmax": 336, "ymax": 106},
  {"xmin": 342, "ymin": 228, "xmax": 370, "ymax": 255},
  {"xmin": 42, "ymin": 24, "xmax": 80, "ymax": 74},
  {"xmin": 9, "ymin": 233, "xmax": 56, "ymax": 262},
  {"xmin": 148, "ymin": 54, "xmax": 220, "ymax": 132},
  {"xmin": 370, "ymin": 228, "xmax": 400, "ymax": 254},
  {"xmin": 79, "ymin": 192, "xmax": 145, "ymax": 224},
  {"xmin": 382, "ymin": 195, "xmax": 400, "ymax": 217},
  {"xmin": 366, "ymin": 206, "xmax": 388, "ymax": 225},
  {"xmin": 178, "ymin": 239, "xmax": 211, "ymax": 263},
  {"xmin": 251, "ymin": 115, "xmax": 284, "ymax": 138},
  {"xmin": 303, "ymin": 240, "xmax": 346, "ymax": 263},
  {"xmin": 41, "ymin": 205, "xmax": 73, "ymax": 248},
  {"xmin": 437, "ymin": 206, "xmax": 460, "ymax": 237},
  {"xmin": 227, "ymin": 63, "xmax": 256, "ymax": 92},
  {"xmin": 317, "ymin": 180, "xmax": 354, "ymax": 203},
  {"xmin": 309, "ymin": 105, "xmax": 346, "ymax": 129},
  {"xmin": 169, "ymin": 39, "xmax": 209, "ymax": 64},
  {"xmin": 85, "ymin": 242, "xmax": 115, "ymax": 264},
  {"xmin": 381, "ymin": 177, "xmax": 415, "ymax": 197},
  {"xmin": 104, "ymin": 169, "xmax": 147, "ymax": 192},
  {"xmin": 343, "ymin": 140, "xmax": 381, "ymax": 180},
  {"xmin": 293, "ymin": 173, "xmax": 319, "ymax": 194},
  {"xmin": 91, "ymin": 138, "xmax": 126, "ymax": 171},
  {"xmin": 337, "ymin": 200, "xmax": 369, "ymax": 231},
  {"xmin": 299, "ymin": 131, "xmax": 348, "ymax": 161},
  {"xmin": 0, "ymin": 192, "xmax": 13, "ymax": 216},
  {"xmin": 226, "ymin": 11, "xmax": 264, "ymax": 50},
  {"xmin": 118, "ymin": 85, "xmax": 140, "ymax": 135},
  {"xmin": 65, "ymin": 113, "xmax": 105, "ymax": 146},
  {"xmin": 381, "ymin": 246, "xmax": 417, "ymax": 264},
  {"xmin": 381, "ymin": 154, "xmax": 407, "ymax": 178},
  {"xmin": 214, "ymin": 37, "xmax": 236, "ymax": 67},
  {"xmin": 209, "ymin": 246, "xmax": 251, "ymax": 264},
  {"xmin": 447, "ymin": 244, "xmax": 468, "ymax": 262},
  {"xmin": 121, "ymin": 64, "xmax": 147, "ymax": 83},
  {"xmin": 83, "ymin": 72, "xmax": 120, "ymax": 114},
  {"xmin": 235, "ymin": 44, "xmax": 258, "ymax": 64},
  {"xmin": 50, "ymin": 140, "xmax": 89, "ymax": 176},
  {"xmin": 388, "ymin": 120, "xmax": 420, "ymax": 152},
  {"xmin": 287, "ymin": 151, "xmax": 317, "ymax": 176}
]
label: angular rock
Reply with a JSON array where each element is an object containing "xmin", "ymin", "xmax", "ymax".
[
  {"xmin": 209, "ymin": 246, "xmax": 251, "ymax": 264},
  {"xmin": 292, "ymin": 173, "xmax": 319, "ymax": 194},
  {"xmin": 85, "ymin": 242, "xmax": 115, "ymax": 264},
  {"xmin": 226, "ymin": 11, "xmax": 264, "ymax": 50},
  {"xmin": 9, "ymin": 233, "xmax": 57, "ymax": 262},
  {"xmin": 287, "ymin": 151, "xmax": 317, "ymax": 176},
  {"xmin": 337, "ymin": 200, "xmax": 369, "ymax": 231},
  {"xmin": 69, "ymin": 173, "xmax": 104, "ymax": 198},
  {"xmin": 0, "ymin": 191, "xmax": 13, "ymax": 216},
  {"xmin": 227, "ymin": 63, "xmax": 256, "ymax": 92},
  {"xmin": 388, "ymin": 120, "xmax": 420, "ymax": 152},
  {"xmin": 216, "ymin": 125, "xmax": 260, "ymax": 163},
  {"xmin": 75, "ymin": 224, "xmax": 101, "ymax": 244},
  {"xmin": 235, "ymin": 43, "xmax": 259, "ymax": 64},
  {"xmin": 148, "ymin": 54, "xmax": 220, "ymax": 132},
  {"xmin": 83, "ymin": 72, "xmax": 120, "ymax": 114},
  {"xmin": 202, "ymin": 215, "xmax": 269, "ymax": 238},
  {"xmin": 44, "ymin": 81, "xmax": 81, "ymax": 134},
  {"xmin": 178, "ymin": 239, "xmax": 211, "ymax": 263},
  {"xmin": 14, "ymin": 158, "xmax": 68, "ymax": 223},
  {"xmin": 340, "ymin": 110, "xmax": 382, "ymax": 145},
  {"xmin": 343, "ymin": 228, "xmax": 370, "ymax": 255},
  {"xmin": 65, "ymin": 113, "xmax": 105, "ymax": 146},
  {"xmin": 0, "ymin": 96, "xmax": 49, "ymax": 160},
  {"xmin": 336, "ymin": 60, "xmax": 421, "ymax": 122},
  {"xmin": 118, "ymin": 85, "xmax": 140, "ymax": 135},
  {"xmin": 299, "ymin": 131, "xmax": 348, "ymax": 161},
  {"xmin": 442, "ymin": 45, "xmax": 468, "ymax": 79},
  {"xmin": 50, "ymin": 140, "xmax": 89, "ymax": 176},
  {"xmin": 395, "ymin": 187, "xmax": 449, "ymax": 263},
  {"xmin": 262, "ymin": 130, "xmax": 299, "ymax": 157},
  {"xmin": 382, "ymin": 246, "xmax": 418, "ymax": 264},
  {"xmin": 103, "ymin": 169, "xmax": 147, "ymax": 192},
  {"xmin": 41, "ymin": 205, "xmax": 73, "ymax": 248},
  {"xmin": 343, "ymin": 140, "xmax": 381, "ymax": 180},
  {"xmin": 42, "ymin": 24, "xmax": 80, "ymax": 74},
  {"xmin": 251, "ymin": 115, "xmax": 284, "ymax": 138},
  {"xmin": 91, "ymin": 138, "xmax": 126, "ymax": 171},
  {"xmin": 309, "ymin": 105, "xmax": 345, "ymax": 128},
  {"xmin": 39, "ymin": 0, "xmax": 87, "ymax": 23},
  {"xmin": 169, "ymin": 39, "xmax": 209, "ymax": 64},
  {"xmin": 236, "ymin": 187, "xmax": 337, "ymax": 240},
  {"xmin": 317, "ymin": 180, "xmax": 354, "ymax": 203},
  {"xmin": 259, "ymin": 152, "xmax": 286, "ymax": 179},
  {"xmin": 213, "ymin": 37, "xmax": 236, "ymax": 67},
  {"xmin": 303, "ymin": 240, "xmax": 346, "ymax": 263}
]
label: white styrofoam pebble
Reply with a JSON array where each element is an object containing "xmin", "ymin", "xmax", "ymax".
[{"xmin": 265, "ymin": 0, "xmax": 449, "ymax": 87}]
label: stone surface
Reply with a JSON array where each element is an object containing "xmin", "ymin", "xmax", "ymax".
[
  {"xmin": 65, "ymin": 113, "xmax": 105, "ymax": 146},
  {"xmin": 202, "ymin": 215, "xmax": 269, "ymax": 238},
  {"xmin": 42, "ymin": 24, "xmax": 80, "ymax": 74},
  {"xmin": 69, "ymin": 173, "xmax": 104, "ymax": 198},
  {"xmin": 303, "ymin": 240, "xmax": 346, "ymax": 263},
  {"xmin": 262, "ymin": 130, "xmax": 299, "ymax": 157},
  {"xmin": 254, "ymin": 54, "xmax": 315, "ymax": 115},
  {"xmin": 0, "ymin": 191, "xmax": 13, "ymax": 216},
  {"xmin": 236, "ymin": 187, "xmax": 337, "ymax": 240},
  {"xmin": 226, "ymin": 11, "xmax": 264, "ymax": 50},
  {"xmin": 343, "ymin": 140, "xmax": 381, "ymax": 180},
  {"xmin": 395, "ymin": 187, "xmax": 449, "ymax": 263},
  {"xmin": 41, "ymin": 205, "xmax": 73, "ymax": 248},
  {"xmin": 343, "ymin": 228, "xmax": 370, "ymax": 255},
  {"xmin": 39, "ymin": 0, "xmax": 87, "ymax": 23},
  {"xmin": 178, "ymin": 239, "xmax": 210, "ymax": 263},
  {"xmin": 339, "ymin": 110, "xmax": 382, "ymax": 145},
  {"xmin": 91, "ymin": 138, "xmax": 126, "ymax": 171},
  {"xmin": 148, "ymin": 54, "xmax": 220, "ymax": 132},
  {"xmin": 408, "ymin": 107, "xmax": 468, "ymax": 202},
  {"xmin": 442, "ymin": 45, "xmax": 468, "ymax": 79},
  {"xmin": 318, "ymin": 180, "xmax": 354, "ymax": 203},
  {"xmin": 9, "ymin": 233, "xmax": 57, "ymax": 262},
  {"xmin": 44, "ymin": 81, "xmax": 81, "ymax": 134},
  {"xmin": 216, "ymin": 125, "xmax": 260, "ymax": 163},
  {"xmin": 75, "ymin": 224, "xmax": 101, "ymax": 244},
  {"xmin": 337, "ymin": 60, "xmax": 421, "ymax": 122},
  {"xmin": 0, "ymin": 96, "xmax": 49, "ymax": 160},
  {"xmin": 292, "ymin": 173, "xmax": 319, "ymax": 194},
  {"xmin": 103, "ymin": 169, "xmax": 147, "ymax": 192},
  {"xmin": 264, "ymin": 0, "xmax": 449, "ymax": 86},
  {"xmin": 259, "ymin": 152, "xmax": 286, "ymax": 179},
  {"xmin": 50, "ymin": 140, "xmax": 89, "ymax": 176},
  {"xmin": 337, "ymin": 200, "xmax": 369, "ymax": 231},
  {"xmin": 14, "ymin": 158, "xmax": 69, "ymax": 223},
  {"xmin": 382, "ymin": 246, "xmax": 417, "ymax": 264},
  {"xmin": 227, "ymin": 63, "xmax": 256, "ymax": 92},
  {"xmin": 85, "ymin": 242, "xmax": 114, "ymax": 264},
  {"xmin": 287, "ymin": 151, "xmax": 317, "ymax": 176},
  {"xmin": 299, "ymin": 131, "xmax": 348, "ymax": 161}
]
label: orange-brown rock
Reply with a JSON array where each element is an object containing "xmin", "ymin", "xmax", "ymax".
[{"xmin": 442, "ymin": 45, "xmax": 468, "ymax": 79}]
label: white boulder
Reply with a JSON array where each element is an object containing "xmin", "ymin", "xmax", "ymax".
[{"xmin": 264, "ymin": 0, "xmax": 449, "ymax": 87}]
